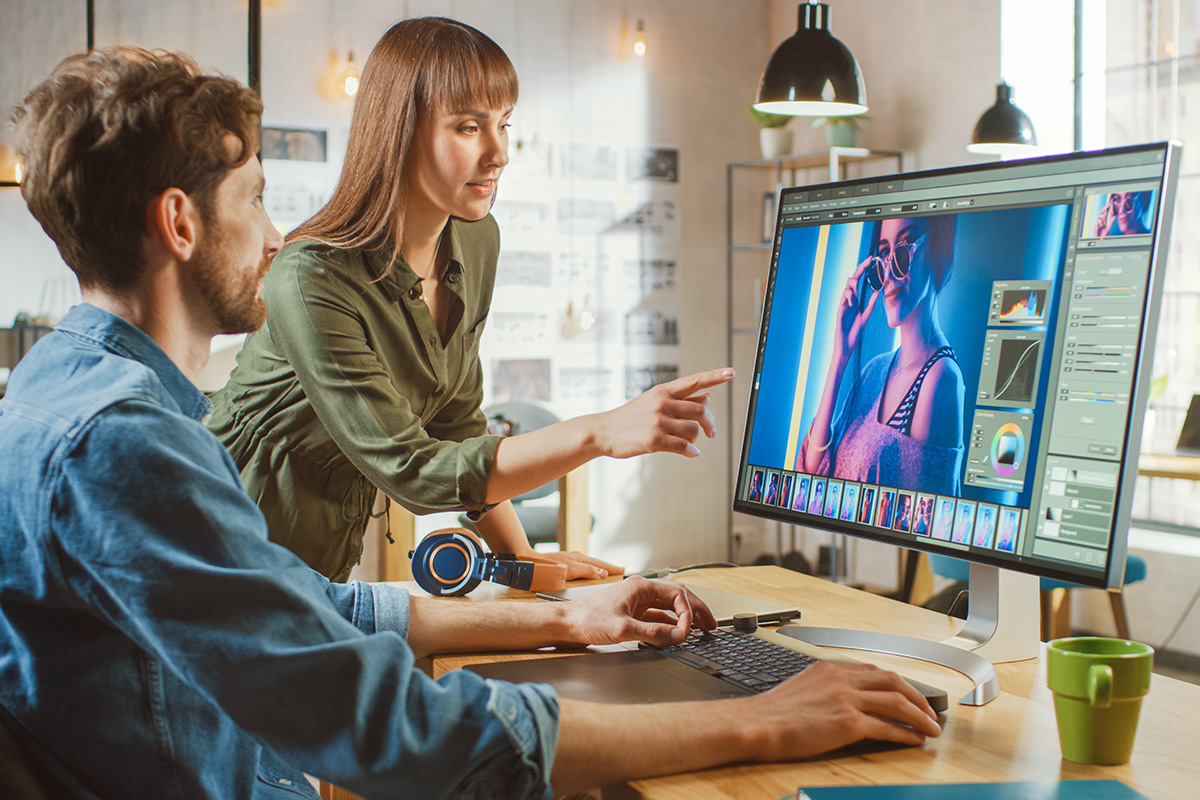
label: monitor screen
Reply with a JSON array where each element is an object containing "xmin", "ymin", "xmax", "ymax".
[{"xmin": 734, "ymin": 143, "xmax": 1180, "ymax": 590}]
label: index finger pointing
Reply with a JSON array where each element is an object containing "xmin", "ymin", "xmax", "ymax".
[{"xmin": 660, "ymin": 368, "xmax": 734, "ymax": 398}]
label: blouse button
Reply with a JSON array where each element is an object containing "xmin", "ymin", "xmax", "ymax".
[{"xmin": 446, "ymin": 272, "xmax": 460, "ymax": 284}]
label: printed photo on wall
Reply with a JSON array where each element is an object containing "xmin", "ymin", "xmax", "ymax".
[
  {"xmin": 492, "ymin": 358, "xmax": 551, "ymax": 403},
  {"xmin": 626, "ymin": 146, "xmax": 679, "ymax": 183},
  {"xmin": 262, "ymin": 126, "xmax": 327, "ymax": 161}
]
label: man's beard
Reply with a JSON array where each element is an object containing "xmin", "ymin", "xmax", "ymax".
[{"xmin": 190, "ymin": 236, "xmax": 270, "ymax": 336}]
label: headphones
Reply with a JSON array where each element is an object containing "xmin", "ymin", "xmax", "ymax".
[{"xmin": 408, "ymin": 528, "xmax": 568, "ymax": 597}]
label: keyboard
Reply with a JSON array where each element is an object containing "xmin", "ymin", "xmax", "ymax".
[{"xmin": 661, "ymin": 628, "xmax": 819, "ymax": 693}]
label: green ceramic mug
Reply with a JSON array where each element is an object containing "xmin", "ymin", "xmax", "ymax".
[{"xmin": 1046, "ymin": 637, "xmax": 1154, "ymax": 765}]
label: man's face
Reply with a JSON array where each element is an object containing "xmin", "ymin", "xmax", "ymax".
[{"xmin": 190, "ymin": 139, "xmax": 284, "ymax": 335}]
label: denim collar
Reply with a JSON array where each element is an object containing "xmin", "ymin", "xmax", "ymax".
[{"xmin": 55, "ymin": 303, "xmax": 213, "ymax": 421}]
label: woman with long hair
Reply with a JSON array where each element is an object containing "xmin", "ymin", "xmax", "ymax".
[
  {"xmin": 799, "ymin": 216, "xmax": 964, "ymax": 497},
  {"xmin": 208, "ymin": 17, "xmax": 729, "ymax": 581}
]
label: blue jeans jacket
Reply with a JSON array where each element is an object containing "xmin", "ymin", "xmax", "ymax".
[{"xmin": 0, "ymin": 304, "xmax": 559, "ymax": 799}]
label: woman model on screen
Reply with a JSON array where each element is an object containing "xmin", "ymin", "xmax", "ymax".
[
  {"xmin": 798, "ymin": 216, "xmax": 964, "ymax": 496},
  {"xmin": 1094, "ymin": 190, "xmax": 1151, "ymax": 237},
  {"xmin": 208, "ymin": 17, "xmax": 730, "ymax": 581}
]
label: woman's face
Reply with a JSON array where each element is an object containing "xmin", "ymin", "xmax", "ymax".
[
  {"xmin": 877, "ymin": 217, "xmax": 934, "ymax": 328},
  {"xmin": 1110, "ymin": 192, "xmax": 1146, "ymax": 234},
  {"xmin": 405, "ymin": 105, "xmax": 512, "ymax": 223}
]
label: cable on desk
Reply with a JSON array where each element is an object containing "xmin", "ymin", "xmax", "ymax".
[
  {"xmin": 946, "ymin": 588, "xmax": 969, "ymax": 619},
  {"xmin": 624, "ymin": 562, "xmax": 741, "ymax": 579}
]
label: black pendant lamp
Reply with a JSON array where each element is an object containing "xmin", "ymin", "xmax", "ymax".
[
  {"xmin": 967, "ymin": 82, "xmax": 1039, "ymax": 158},
  {"xmin": 754, "ymin": 1, "xmax": 867, "ymax": 118}
]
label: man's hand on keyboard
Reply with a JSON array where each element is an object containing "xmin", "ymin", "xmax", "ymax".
[
  {"xmin": 563, "ymin": 576, "xmax": 718, "ymax": 647},
  {"xmin": 740, "ymin": 661, "xmax": 942, "ymax": 758}
]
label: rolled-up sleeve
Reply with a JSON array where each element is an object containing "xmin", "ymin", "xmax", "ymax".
[{"xmin": 53, "ymin": 401, "xmax": 558, "ymax": 798}]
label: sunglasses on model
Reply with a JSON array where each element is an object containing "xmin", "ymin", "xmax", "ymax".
[
  {"xmin": 1106, "ymin": 194, "xmax": 1138, "ymax": 213},
  {"xmin": 865, "ymin": 233, "xmax": 926, "ymax": 292}
]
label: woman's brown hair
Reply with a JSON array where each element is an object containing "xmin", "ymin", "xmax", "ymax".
[
  {"xmin": 12, "ymin": 47, "xmax": 262, "ymax": 292},
  {"xmin": 289, "ymin": 17, "xmax": 519, "ymax": 277}
]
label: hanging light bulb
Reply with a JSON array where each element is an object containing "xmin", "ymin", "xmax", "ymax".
[
  {"xmin": 13, "ymin": 161, "xmax": 23, "ymax": 184},
  {"xmin": 633, "ymin": 19, "xmax": 647, "ymax": 57},
  {"xmin": 342, "ymin": 51, "xmax": 360, "ymax": 97}
]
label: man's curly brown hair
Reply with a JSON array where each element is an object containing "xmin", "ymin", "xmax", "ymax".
[{"xmin": 12, "ymin": 46, "xmax": 262, "ymax": 291}]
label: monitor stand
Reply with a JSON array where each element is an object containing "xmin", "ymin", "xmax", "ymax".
[{"xmin": 776, "ymin": 563, "xmax": 1040, "ymax": 706}]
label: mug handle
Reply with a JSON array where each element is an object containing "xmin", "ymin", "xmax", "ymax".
[{"xmin": 1088, "ymin": 664, "xmax": 1113, "ymax": 708}]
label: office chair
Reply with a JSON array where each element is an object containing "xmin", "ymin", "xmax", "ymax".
[
  {"xmin": 924, "ymin": 552, "xmax": 1148, "ymax": 641},
  {"xmin": 457, "ymin": 401, "xmax": 592, "ymax": 552}
]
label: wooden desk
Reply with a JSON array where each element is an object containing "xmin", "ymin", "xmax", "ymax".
[
  {"xmin": 429, "ymin": 566, "xmax": 1199, "ymax": 800},
  {"xmin": 1136, "ymin": 453, "xmax": 1200, "ymax": 480}
]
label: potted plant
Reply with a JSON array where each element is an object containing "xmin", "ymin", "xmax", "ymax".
[
  {"xmin": 748, "ymin": 106, "xmax": 793, "ymax": 159},
  {"xmin": 809, "ymin": 115, "xmax": 867, "ymax": 148}
]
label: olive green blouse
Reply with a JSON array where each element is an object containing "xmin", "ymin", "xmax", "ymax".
[{"xmin": 207, "ymin": 216, "xmax": 503, "ymax": 580}]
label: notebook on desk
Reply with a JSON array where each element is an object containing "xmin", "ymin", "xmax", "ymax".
[{"xmin": 466, "ymin": 622, "xmax": 949, "ymax": 712}]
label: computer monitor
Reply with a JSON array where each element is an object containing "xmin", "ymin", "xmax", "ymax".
[{"xmin": 734, "ymin": 143, "xmax": 1180, "ymax": 684}]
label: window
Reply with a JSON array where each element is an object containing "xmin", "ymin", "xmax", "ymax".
[{"xmin": 1081, "ymin": 1, "xmax": 1200, "ymax": 529}]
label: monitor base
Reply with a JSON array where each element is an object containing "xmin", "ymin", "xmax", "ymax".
[
  {"xmin": 776, "ymin": 564, "xmax": 1041, "ymax": 706},
  {"xmin": 776, "ymin": 625, "xmax": 1002, "ymax": 705}
]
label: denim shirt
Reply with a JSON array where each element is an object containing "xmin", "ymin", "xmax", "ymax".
[{"xmin": 0, "ymin": 304, "xmax": 559, "ymax": 799}]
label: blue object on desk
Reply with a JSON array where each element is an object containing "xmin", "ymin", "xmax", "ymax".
[{"xmin": 797, "ymin": 780, "xmax": 1149, "ymax": 799}]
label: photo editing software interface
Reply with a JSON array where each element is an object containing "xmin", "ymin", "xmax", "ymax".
[{"xmin": 735, "ymin": 144, "xmax": 1177, "ymax": 588}]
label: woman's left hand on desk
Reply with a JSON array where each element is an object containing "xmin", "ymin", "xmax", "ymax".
[{"xmin": 528, "ymin": 548, "xmax": 624, "ymax": 581}]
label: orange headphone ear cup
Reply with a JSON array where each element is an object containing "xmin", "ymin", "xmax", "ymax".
[{"xmin": 410, "ymin": 527, "xmax": 485, "ymax": 597}]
